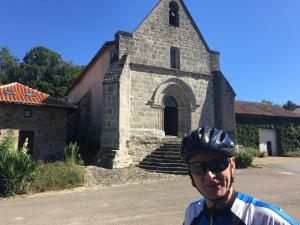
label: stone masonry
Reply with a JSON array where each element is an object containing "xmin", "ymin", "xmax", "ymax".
[
  {"xmin": 0, "ymin": 103, "xmax": 68, "ymax": 161},
  {"xmin": 68, "ymin": 0, "xmax": 236, "ymax": 168}
]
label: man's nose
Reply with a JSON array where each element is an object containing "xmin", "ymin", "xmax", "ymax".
[{"xmin": 204, "ymin": 169, "xmax": 216, "ymax": 180}]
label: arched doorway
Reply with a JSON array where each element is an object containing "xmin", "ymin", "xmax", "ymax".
[{"xmin": 164, "ymin": 96, "xmax": 178, "ymax": 136}]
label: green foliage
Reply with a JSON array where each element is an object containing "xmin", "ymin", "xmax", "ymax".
[
  {"xmin": 260, "ymin": 99, "xmax": 282, "ymax": 107},
  {"xmin": 64, "ymin": 142, "xmax": 83, "ymax": 165},
  {"xmin": 234, "ymin": 151, "xmax": 254, "ymax": 168},
  {"xmin": 283, "ymin": 100, "xmax": 297, "ymax": 111},
  {"xmin": 0, "ymin": 132, "xmax": 85, "ymax": 196},
  {"xmin": 30, "ymin": 161, "xmax": 84, "ymax": 193},
  {"xmin": 236, "ymin": 124, "xmax": 259, "ymax": 149},
  {"xmin": 0, "ymin": 130, "xmax": 15, "ymax": 152},
  {"xmin": 0, "ymin": 133, "xmax": 36, "ymax": 197},
  {"xmin": 261, "ymin": 99, "xmax": 273, "ymax": 105},
  {"xmin": 0, "ymin": 45, "xmax": 84, "ymax": 99},
  {"xmin": 246, "ymin": 148, "xmax": 261, "ymax": 157},
  {"xmin": 236, "ymin": 117, "xmax": 300, "ymax": 155},
  {"xmin": 282, "ymin": 151, "xmax": 300, "ymax": 157},
  {"xmin": 0, "ymin": 46, "xmax": 19, "ymax": 84}
]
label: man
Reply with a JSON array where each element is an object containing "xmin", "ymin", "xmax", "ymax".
[{"xmin": 180, "ymin": 127, "xmax": 298, "ymax": 225}]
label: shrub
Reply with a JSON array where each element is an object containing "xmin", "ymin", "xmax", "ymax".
[
  {"xmin": 234, "ymin": 151, "xmax": 254, "ymax": 168},
  {"xmin": 30, "ymin": 161, "xmax": 84, "ymax": 193},
  {"xmin": 245, "ymin": 148, "xmax": 267, "ymax": 158},
  {"xmin": 236, "ymin": 118, "xmax": 300, "ymax": 156},
  {"xmin": 246, "ymin": 148, "xmax": 259, "ymax": 157},
  {"xmin": 282, "ymin": 151, "xmax": 300, "ymax": 157},
  {"xmin": 64, "ymin": 142, "xmax": 83, "ymax": 165},
  {"xmin": 0, "ymin": 134, "xmax": 36, "ymax": 197}
]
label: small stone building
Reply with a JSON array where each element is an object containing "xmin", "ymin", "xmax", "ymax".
[
  {"xmin": 0, "ymin": 82, "xmax": 75, "ymax": 161},
  {"xmin": 235, "ymin": 100, "xmax": 300, "ymax": 156},
  {"xmin": 68, "ymin": 0, "xmax": 236, "ymax": 168}
]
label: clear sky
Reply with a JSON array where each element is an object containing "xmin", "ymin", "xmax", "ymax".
[{"xmin": 1, "ymin": 0, "xmax": 300, "ymax": 105}]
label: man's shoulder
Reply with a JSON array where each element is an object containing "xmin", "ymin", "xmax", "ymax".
[
  {"xmin": 186, "ymin": 197, "xmax": 205, "ymax": 212},
  {"xmin": 183, "ymin": 198, "xmax": 205, "ymax": 224},
  {"xmin": 232, "ymin": 192, "xmax": 298, "ymax": 225}
]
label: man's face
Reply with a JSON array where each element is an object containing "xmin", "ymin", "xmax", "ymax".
[{"xmin": 188, "ymin": 152, "xmax": 235, "ymax": 201}]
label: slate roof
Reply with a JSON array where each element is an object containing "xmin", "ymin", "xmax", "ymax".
[
  {"xmin": 0, "ymin": 82, "xmax": 76, "ymax": 109},
  {"xmin": 235, "ymin": 100, "xmax": 300, "ymax": 118}
]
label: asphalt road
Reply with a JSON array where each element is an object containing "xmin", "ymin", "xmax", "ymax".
[
  {"xmin": 265, "ymin": 161, "xmax": 300, "ymax": 174},
  {"xmin": 0, "ymin": 165, "xmax": 300, "ymax": 224}
]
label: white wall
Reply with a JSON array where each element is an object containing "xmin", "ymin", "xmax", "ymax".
[{"xmin": 258, "ymin": 128, "xmax": 278, "ymax": 156}]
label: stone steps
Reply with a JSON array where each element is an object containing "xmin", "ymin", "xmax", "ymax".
[{"xmin": 138, "ymin": 136, "xmax": 188, "ymax": 175}]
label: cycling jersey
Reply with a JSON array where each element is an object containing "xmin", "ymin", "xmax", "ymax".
[{"xmin": 183, "ymin": 191, "xmax": 298, "ymax": 225}]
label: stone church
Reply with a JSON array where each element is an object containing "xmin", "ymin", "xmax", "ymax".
[{"xmin": 68, "ymin": 0, "xmax": 236, "ymax": 168}]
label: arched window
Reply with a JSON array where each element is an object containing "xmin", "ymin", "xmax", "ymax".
[{"xmin": 169, "ymin": 1, "xmax": 179, "ymax": 27}]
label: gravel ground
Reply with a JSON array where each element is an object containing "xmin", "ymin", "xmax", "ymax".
[
  {"xmin": 84, "ymin": 166, "xmax": 183, "ymax": 187},
  {"xmin": 83, "ymin": 157, "xmax": 300, "ymax": 188}
]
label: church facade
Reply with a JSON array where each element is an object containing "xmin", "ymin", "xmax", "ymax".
[{"xmin": 68, "ymin": 0, "xmax": 236, "ymax": 168}]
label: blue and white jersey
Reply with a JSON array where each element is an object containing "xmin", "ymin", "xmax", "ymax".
[{"xmin": 183, "ymin": 192, "xmax": 298, "ymax": 225}]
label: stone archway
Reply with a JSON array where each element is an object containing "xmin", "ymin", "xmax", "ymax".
[{"xmin": 148, "ymin": 78, "xmax": 199, "ymax": 137}]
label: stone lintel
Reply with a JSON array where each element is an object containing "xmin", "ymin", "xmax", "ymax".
[{"xmin": 130, "ymin": 63, "xmax": 211, "ymax": 80}]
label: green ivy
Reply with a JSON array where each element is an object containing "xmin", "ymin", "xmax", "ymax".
[{"xmin": 236, "ymin": 116, "xmax": 300, "ymax": 155}]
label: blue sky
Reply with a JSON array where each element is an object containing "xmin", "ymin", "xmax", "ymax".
[{"xmin": 1, "ymin": 0, "xmax": 300, "ymax": 105}]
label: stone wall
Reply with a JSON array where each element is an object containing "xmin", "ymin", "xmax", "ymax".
[
  {"xmin": 0, "ymin": 103, "xmax": 67, "ymax": 161},
  {"xmin": 129, "ymin": 68, "xmax": 213, "ymax": 129},
  {"xmin": 126, "ymin": 65, "xmax": 215, "ymax": 164},
  {"xmin": 76, "ymin": 0, "xmax": 235, "ymax": 168},
  {"xmin": 213, "ymin": 71, "xmax": 236, "ymax": 140},
  {"xmin": 117, "ymin": 0, "xmax": 219, "ymax": 75},
  {"xmin": 102, "ymin": 0, "xmax": 225, "ymax": 166}
]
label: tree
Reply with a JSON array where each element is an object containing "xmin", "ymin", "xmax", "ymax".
[
  {"xmin": 283, "ymin": 100, "xmax": 297, "ymax": 111},
  {"xmin": 261, "ymin": 99, "xmax": 273, "ymax": 105},
  {"xmin": 0, "ymin": 47, "xmax": 19, "ymax": 84},
  {"xmin": 0, "ymin": 46, "xmax": 84, "ymax": 99}
]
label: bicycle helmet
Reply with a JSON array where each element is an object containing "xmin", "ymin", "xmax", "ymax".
[{"xmin": 180, "ymin": 127, "xmax": 235, "ymax": 163}]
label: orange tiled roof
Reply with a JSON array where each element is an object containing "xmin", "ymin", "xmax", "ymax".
[
  {"xmin": 0, "ymin": 82, "xmax": 75, "ymax": 108},
  {"xmin": 235, "ymin": 100, "xmax": 300, "ymax": 118}
]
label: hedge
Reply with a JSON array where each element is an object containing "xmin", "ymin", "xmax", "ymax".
[{"xmin": 236, "ymin": 116, "xmax": 300, "ymax": 155}]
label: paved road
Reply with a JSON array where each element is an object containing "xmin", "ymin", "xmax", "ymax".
[
  {"xmin": 255, "ymin": 157, "xmax": 300, "ymax": 174},
  {"xmin": 264, "ymin": 161, "xmax": 300, "ymax": 174},
  {"xmin": 0, "ymin": 165, "xmax": 300, "ymax": 224}
]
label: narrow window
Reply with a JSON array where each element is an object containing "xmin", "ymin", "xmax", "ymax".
[
  {"xmin": 169, "ymin": 1, "xmax": 179, "ymax": 27},
  {"xmin": 170, "ymin": 47, "xmax": 180, "ymax": 69},
  {"xmin": 24, "ymin": 110, "xmax": 32, "ymax": 118},
  {"xmin": 109, "ymin": 48, "xmax": 117, "ymax": 63}
]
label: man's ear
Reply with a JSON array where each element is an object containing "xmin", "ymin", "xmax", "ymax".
[{"xmin": 230, "ymin": 157, "xmax": 236, "ymax": 172}]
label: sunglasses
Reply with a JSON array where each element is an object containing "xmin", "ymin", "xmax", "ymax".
[{"xmin": 188, "ymin": 157, "xmax": 230, "ymax": 175}]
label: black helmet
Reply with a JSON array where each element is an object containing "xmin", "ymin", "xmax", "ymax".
[{"xmin": 180, "ymin": 127, "xmax": 235, "ymax": 163}]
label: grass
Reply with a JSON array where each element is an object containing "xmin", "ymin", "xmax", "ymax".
[{"xmin": 30, "ymin": 161, "xmax": 84, "ymax": 193}]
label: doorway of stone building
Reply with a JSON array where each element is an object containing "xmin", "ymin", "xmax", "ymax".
[
  {"xmin": 164, "ymin": 96, "xmax": 178, "ymax": 136},
  {"xmin": 18, "ymin": 130, "xmax": 34, "ymax": 157}
]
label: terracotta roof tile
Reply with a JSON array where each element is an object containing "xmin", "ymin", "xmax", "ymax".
[
  {"xmin": 235, "ymin": 100, "xmax": 300, "ymax": 118},
  {"xmin": 0, "ymin": 82, "xmax": 76, "ymax": 108}
]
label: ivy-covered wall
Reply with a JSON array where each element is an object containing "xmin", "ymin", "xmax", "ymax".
[{"xmin": 236, "ymin": 115, "xmax": 300, "ymax": 155}]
